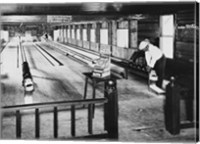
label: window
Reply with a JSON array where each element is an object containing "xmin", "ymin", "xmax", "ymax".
[
  {"xmin": 0, "ymin": 30, "xmax": 9, "ymax": 42},
  {"xmin": 83, "ymin": 29, "xmax": 87, "ymax": 41},
  {"xmin": 53, "ymin": 30, "xmax": 59, "ymax": 41},
  {"xmin": 160, "ymin": 15, "xmax": 174, "ymax": 59},
  {"xmin": 71, "ymin": 29, "xmax": 75, "ymax": 39},
  {"xmin": 100, "ymin": 29, "xmax": 108, "ymax": 44},
  {"xmin": 160, "ymin": 37, "xmax": 174, "ymax": 58},
  {"xmin": 90, "ymin": 29, "xmax": 95, "ymax": 42},
  {"xmin": 67, "ymin": 29, "xmax": 70, "ymax": 38},
  {"xmin": 63, "ymin": 28, "xmax": 66, "ymax": 39},
  {"xmin": 117, "ymin": 29, "xmax": 129, "ymax": 48},
  {"xmin": 76, "ymin": 29, "xmax": 80, "ymax": 40}
]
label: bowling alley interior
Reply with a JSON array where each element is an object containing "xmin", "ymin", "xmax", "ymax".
[{"xmin": 0, "ymin": 1, "xmax": 199, "ymax": 142}]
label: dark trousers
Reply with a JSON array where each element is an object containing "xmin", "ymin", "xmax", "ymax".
[{"xmin": 154, "ymin": 55, "xmax": 166, "ymax": 88}]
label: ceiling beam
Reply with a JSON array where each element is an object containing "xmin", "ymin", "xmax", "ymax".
[{"xmin": 0, "ymin": 2, "xmax": 195, "ymax": 15}]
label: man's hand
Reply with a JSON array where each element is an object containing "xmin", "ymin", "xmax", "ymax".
[{"xmin": 146, "ymin": 66, "xmax": 152, "ymax": 73}]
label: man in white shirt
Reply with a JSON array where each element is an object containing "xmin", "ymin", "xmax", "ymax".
[{"xmin": 139, "ymin": 39, "xmax": 166, "ymax": 88}]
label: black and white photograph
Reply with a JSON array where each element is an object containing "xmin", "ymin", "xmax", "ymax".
[{"xmin": 0, "ymin": 0, "xmax": 199, "ymax": 143}]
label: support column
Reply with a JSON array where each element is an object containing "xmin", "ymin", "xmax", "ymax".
[
  {"xmin": 75, "ymin": 25, "xmax": 79, "ymax": 46},
  {"xmin": 112, "ymin": 21, "xmax": 117, "ymax": 56},
  {"xmin": 79, "ymin": 24, "xmax": 83, "ymax": 47},
  {"xmin": 108, "ymin": 21, "xmax": 112, "ymax": 55},
  {"xmin": 66, "ymin": 25, "xmax": 68, "ymax": 43},
  {"xmin": 62, "ymin": 25, "xmax": 64, "ymax": 43},
  {"xmin": 95, "ymin": 23, "xmax": 101, "ymax": 44},
  {"xmin": 49, "ymin": 25, "xmax": 54, "ymax": 40},
  {"xmin": 91, "ymin": 23, "xmax": 96, "ymax": 43},
  {"xmin": 64, "ymin": 25, "xmax": 67, "ymax": 43},
  {"xmin": 72, "ymin": 24, "xmax": 76, "ymax": 45},
  {"xmin": 129, "ymin": 20, "xmax": 138, "ymax": 48},
  {"xmin": 87, "ymin": 24, "xmax": 91, "ymax": 41},
  {"xmin": 95, "ymin": 23, "xmax": 101, "ymax": 52},
  {"xmin": 69, "ymin": 25, "xmax": 72, "ymax": 44},
  {"xmin": 69, "ymin": 25, "xmax": 72, "ymax": 39},
  {"xmin": 80, "ymin": 24, "xmax": 83, "ymax": 47},
  {"xmin": 59, "ymin": 26, "xmax": 62, "ymax": 42},
  {"xmin": 87, "ymin": 24, "xmax": 91, "ymax": 49},
  {"xmin": 74, "ymin": 25, "xmax": 77, "ymax": 40}
]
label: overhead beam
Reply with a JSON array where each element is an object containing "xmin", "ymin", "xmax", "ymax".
[
  {"xmin": 0, "ymin": 2, "xmax": 195, "ymax": 16},
  {"xmin": 1, "ymin": 16, "xmax": 47, "ymax": 23}
]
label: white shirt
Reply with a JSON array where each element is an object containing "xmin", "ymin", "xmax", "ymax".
[{"xmin": 145, "ymin": 44, "xmax": 163, "ymax": 68}]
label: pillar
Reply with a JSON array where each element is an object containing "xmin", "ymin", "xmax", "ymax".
[
  {"xmin": 104, "ymin": 79, "xmax": 118, "ymax": 139},
  {"xmin": 80, "ymin": 24, "xmax": 83, "ymax": 41},
  {"xmin": 87, "ymin": 24, "xmax": 91, "ymax": 49},
  {"xmin": 129, "ymin": 20, "xmax": 138, "ymax": 48},
  {"xmin": 108, "ymin": 21, "xmax": 112, "ymax": 54},
  {"xmin": 111, "ymin": 21, "xmax": 117, "ymax": 56},
  {"xmin": 95, "ymin": 22, "xmax": 101, "ymax": 44}
]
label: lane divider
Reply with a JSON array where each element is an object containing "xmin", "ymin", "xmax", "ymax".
[
  {"xmin": 43, "ymin": 41, "xmax": 97, "ymax": 65},
  {"xmin": 35, "ymin": 43, "xmax": 63, "ymax": 66},
  {"xmin": 33, "ymin": 43, "xmax": 60, "ymax": 66},
  {"xmin": 42, "ymin": 41, "xmax": 126, "ymax": 78},
  {"xmin": 19, "ymin": 42, "xmax": 26, "ymax": 62}
]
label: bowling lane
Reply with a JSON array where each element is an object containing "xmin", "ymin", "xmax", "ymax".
[
  {"xmin": 1, "ymin": 38, "xmax": 24, "ymax": 106},
  {"xmin": 1, "ymin": 40, "xmax": 101, "ymax": 106},
  {"xmin": 23, "ymin": 41, "xmax": 94, "ymax": 103},
  {"xmin": 1, "ymin": 40, "xmax": 105, "ymax": 139}
]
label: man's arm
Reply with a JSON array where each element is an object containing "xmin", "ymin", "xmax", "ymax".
[
  {"xmin": 145, "ymin": 52, "xmax": 152, "ymax": 67},
  {"xmin": 149, "ymin": 57, "xmax": 157, "ymax": 68}
]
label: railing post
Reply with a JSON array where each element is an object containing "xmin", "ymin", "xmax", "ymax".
[
  {"xmin": 88, "ymin": 104, "xmax": 93, "ymax": 134},
  {"xmin": 71, "ymin": 105, "xmax": 76, "ymax": 137},
  {"xmin": 164, "ymin": 77, "xmax": 180, "ymax": 135},
  {"xmin": 104, "ymin": 79, "xmax": 118, "ymax": 139},
  {"xmin": 54, "ymin": 107, "xmax": 58, "ymax": 138},
  {"xmin": 16, "ymin": 110, "xmax": 21, "ymax": 138},
  {"xmin": 83, "ymin": 77, "xmax": 88, "ymax": 100},
  {"xmin": 35, "ymin": 108, "xmax": 40, "ymax": 138},
  {"xmin": 104, "ymin": 83, "xmax": 108, "ymax": 131}
]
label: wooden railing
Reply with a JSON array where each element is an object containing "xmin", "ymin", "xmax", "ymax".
[
  {"xmin": 2, "ymin": 99, "xmax": 106, "ymax": 138},
  {"xmin": 2, "ymin": 79, "xmax": 119, "ymax": 140}
]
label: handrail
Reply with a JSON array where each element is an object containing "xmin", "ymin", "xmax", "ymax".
[
  {"xmin": 2, "ymin": 98, "xmax": 107, "ymax": 111},
  {"xmin": 2, "ymin": 98, "xmax": 107, "ymax": 139}
]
